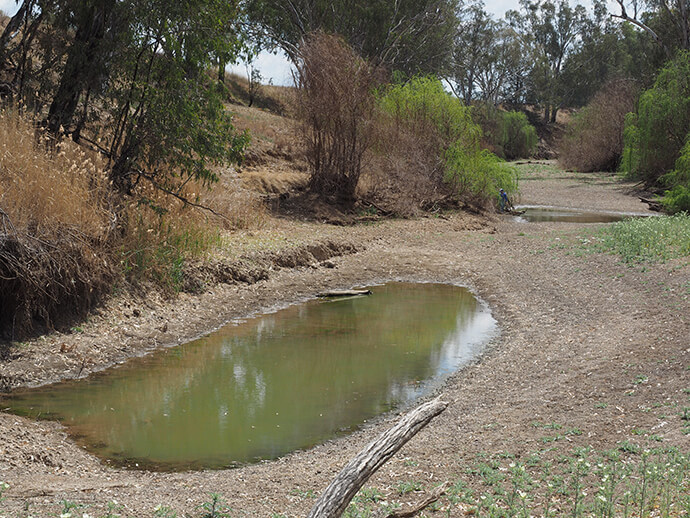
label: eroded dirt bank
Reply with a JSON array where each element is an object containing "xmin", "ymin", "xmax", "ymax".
[{"xmin": 0, "ymin": 166, "xmax": 688, "ymax": 517}]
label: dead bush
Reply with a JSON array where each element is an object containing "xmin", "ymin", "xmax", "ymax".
[
  {"xmin": 559, "ymin": 79, "xmax": 640, "ymax": 172},
  {"xmin": 360, "ymin": 111, "xmax": 444, "ymax": 216},
  {"xmin": 295, "ymin": 32, "xmax": 380, "ymax": 203}
]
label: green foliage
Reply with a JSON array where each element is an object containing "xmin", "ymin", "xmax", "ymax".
[
  {"xmin": 121, "ymin": 206, "xmax": 222, "ymax": 293},
  {"xmin": 501, "ymin": 111, "xmax": 537, "ymax": 159},
  {"xmin": 621, "ymin": 51, "xmax": 690, "ymax": 185},
  {"xmin": 379, "ymin": 77, "xmax": 480, "ymax": 148},
  {"xmin": 106, "ymin": 0, "xmax": 250, "ymax": 192},
  {"xmin": 473, "ymin": 105, "xmax": 537, "ymax": 159},
  {"xmin": 662, "ymin": 140, "xmax": 690, "ymax": 213},
  {"xmin": 598, "ymin": 213, "xmax": 690, "ymax": 263},
  {"xmin": 445, "ymin": 147, "xmax": 519, "ymax": 207},
  {"xmin": 378, "ymin": 77, "xmax": 517, "ymax": 209}
]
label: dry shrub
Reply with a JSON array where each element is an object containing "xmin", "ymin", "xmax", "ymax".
[
  {"xmin": 361, "ymin": 112, "xmax": 444, "ymax": 216},
  {"xmin": 0, "ymin": 111, "xmax": 113, "ymax": 338},
  {"xmin": 295, "ymin": 32, "xmax": 380, "ymax": 203},
  {"xmin": 559, "ymin": 79, "xmax": 640, "ymax": 172}
]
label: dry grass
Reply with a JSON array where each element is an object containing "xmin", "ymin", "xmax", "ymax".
[
  {"xmin": 0, "ymin": 110, "xmax": 114, "ymax": 337},
  {"xmin": 224, "ymin": 71, "xmax": 296, "ymax": 117},
  {"xmin": 0, "ymin": 110, "xmax": 110, "ymax": 238}
]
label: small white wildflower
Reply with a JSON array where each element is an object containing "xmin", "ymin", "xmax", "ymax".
[
  {"xmin": 480, "ymin": 495, "xmax": 487, "ymax": 501},
  {"xmin": 509, "ymin": 462, "xmax": 516, "ymax": 468},
  {"xmin": 518, "ymin": 491, "xmax": 527, "ymax": 499},
  {"xmin": 60, "ymin": 513, "xmax": 72, "ymax": 518},
  {"xmin": 154, "ymin": 505, "xmax": 162, "ymax": 512},
  {"xmin": 598, "ymin": 495, "xmax": 607, "ymax": 503},
  {"xmin": 82, "ymin": 513, "xmax": 92, "ymax": 518}
]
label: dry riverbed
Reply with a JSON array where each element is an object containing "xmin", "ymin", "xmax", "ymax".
[{"xmin": 1, "ymin": 163, "xmax": 688, "ymax": 517}]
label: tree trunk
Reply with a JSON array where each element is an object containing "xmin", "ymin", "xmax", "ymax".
[
  {"xmin": 543, "ymin": 104, "xmax": 550, "ymax": 124},
  {"xmin": 45, "ymin": 1, "xmax": 114, "ymax": 135},
  {"xmin": 0, "ymin": 0, "xmax": 31, "ymax": 64},
  {"xmin": 218, "ymin": 58, "xmax": 226, "ymax": 83},
  {"xmin": 307, "ymin": 397, "xmax": 448, "ymax": 518},
  {"xmin": 550, "ymin": 106, "xmax": 559, "ymax": 124}
]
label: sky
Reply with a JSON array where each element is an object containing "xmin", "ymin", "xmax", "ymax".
[{"xmin": 0, "ymin": 0, "xmax": 619, "ymax": 86}]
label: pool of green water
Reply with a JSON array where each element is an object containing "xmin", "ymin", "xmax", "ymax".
[
  {"xmin": 2, "ymin": 282, "xmax": 495, "ymax": 471},
  {"xmin": 515, "ymin": 206, "xmax": 649, "ymax": 223}
]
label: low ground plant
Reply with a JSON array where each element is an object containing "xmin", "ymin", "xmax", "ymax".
[
  {"xmin": 341, "ymin": 447, "xmax": 690, "ymax": 518},
  {"xmin": 597, "ymin": 214, "xmax": 690, "ymax": 263}
]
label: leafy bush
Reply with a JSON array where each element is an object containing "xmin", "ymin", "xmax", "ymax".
[
  {"xmin": 445, "ymin": 146, "xmax": 519, "ymax": 207},
  {"xmin": 295, "ymin": 32, "xmax": 379, "ymax": 202},
  {"xmin": 472, "ymin": 105, "xmax": 537, "ymax": 160},
  {"xmin": 374, "ymin": 77, "xmax": 517, "ymax": 210},
  {"xmin": 500, "ymin": 111, "xmax": 538, "ymax": 160},
  {"xmin": 560, "ymin": 79, "xmax": 639, "ymax": 172},
  {"xmin": 621, "ymin": 51, "xmax": 690, "ymax": 183},
  {"xmin": 379, "ymin": 77, "xmax": 480, "ymax": 149},
  {"xmin": 662, "ymin": 141, "xmax": 690, "ymax": 212}
]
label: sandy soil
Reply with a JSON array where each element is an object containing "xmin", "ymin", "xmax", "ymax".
[{"xmin": 0, "ymin": 163, "xmax": 688, "ymax": 517}]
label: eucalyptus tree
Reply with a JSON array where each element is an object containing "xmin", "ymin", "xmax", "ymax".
[
  {"xmin": 0, "ymin": 0, "xmax": 250, "ymax": 196},
  {"xmin": 507, "ymin": 0, "xmax": 587, "ymax": 122},
  {"xmin": 611, "ymin": 0, "xmax": 690, "ymax": 52},
  {"xmin": 244, "ymin": 0, "xmax": 458, "ymax": 76},
  {"xmin": 448, "ymin": 2, "xmax": 496, "ymax": 104}
]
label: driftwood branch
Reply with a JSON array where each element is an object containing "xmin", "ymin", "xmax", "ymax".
[
  {"xmin": 385, "ymin": 481, "xmax": 449, "ymax": 518},
  {"xmin": 316, "ymin": 289, "xmax": 372, "ymax": 298},
  {"xmin": 307, "ymin": 397, "xmax": 448, "ymax": 518}
]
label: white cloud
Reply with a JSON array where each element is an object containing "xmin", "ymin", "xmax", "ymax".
[
  {"xmin": 0, "ymin": 0, "xmax": 19, "ymax": 16},
  {"xmin": 229, "ymin": 50, "xmax": 295, "ymax": 87}
]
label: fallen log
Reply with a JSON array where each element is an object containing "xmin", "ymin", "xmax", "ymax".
[
  {"xmin": 639, "ymin": 197, "xmax": 662, "ymax": 212},
  {"xmin": 307, "ymin": 397, "xmax": 448, "ymax": 518},
  {"xmin": 316, "ymin": 289, "xmax": 372, "ymax": 298}
]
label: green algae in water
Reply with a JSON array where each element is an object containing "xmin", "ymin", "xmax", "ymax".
[{"xmin": 3, "ymin": 282, "xmax": 495, "ymax": 471}]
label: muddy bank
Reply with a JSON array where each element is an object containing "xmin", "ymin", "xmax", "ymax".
[
  {"xmin": 0, "ymin": 166, "xmax": 688, "ymax": 517},
  {"xmin": 0, "ymin": 239, "xmax": 358, "ymax": 391}
]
